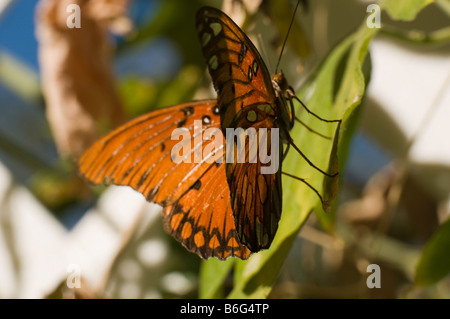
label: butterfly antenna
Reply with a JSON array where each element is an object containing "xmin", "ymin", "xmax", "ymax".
[
  {"xmin": 274, "ymin": 0, "xmax": 302, "ymax": 74},
  {"xmin": 258, "ymin": 33, "xmax": 274, "ymax": 75}
]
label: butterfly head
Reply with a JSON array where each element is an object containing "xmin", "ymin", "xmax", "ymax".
[
  {"xmin": 272, "ymin": 71, "xmax": 289, "ymax": 94},
  {"xmin": 272, "ymin": 71, "xmax": 294, "ymax": 133}
]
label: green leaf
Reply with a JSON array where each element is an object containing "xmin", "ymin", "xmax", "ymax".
[
  {"xmin": 155, "ymin": 65, "xmax": 202, "ymax": 108},
  {"xmin": 199, "ymin": 257, "xmax": 235, "ymax": 299},
  {"xmin": 127, "ymin": 0, "xmax": 212, "ymax": 67},
  {"xmin": 224, "ymin": 22, "xmax": 378, "ymax": 299},
  {"xmin": 381, "ymin": 25, "xmax": 450, "ymax": 45},
  {"xmin": 119, "ymin": 77, "xmax": 158, "ymax": 116},
  {"xmin": 415, "ymin": 218, "xmax": 450, "ymax": 285},
  {"xmin": 381, "ymin": 0, "xmax": 434, "ymax": 21},
  {"xmin": 198, "ymin": 7, "xmax": 382, "ymax": 299}
]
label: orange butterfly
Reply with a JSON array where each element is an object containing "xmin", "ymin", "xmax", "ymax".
[{"xmin": 78, "ymin": 6, "xmax": 332, "ymax": 260}]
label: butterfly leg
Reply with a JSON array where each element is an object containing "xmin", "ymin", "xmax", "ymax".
[
  {"xmin": 282, "ymin": 143, "xmax": 291, "ymax": 161},
  {"xmin": 279, "ymin": 98, "xmax": 338, "ymax": 179},
  {"xmin": 284, "ymin": 88, "xmax": 341, "ymax": 178},
  {"xmin": 282, "ymin": 171, "xmax": 325, "ymax": 204},
  {"xmin": 287, "ymin": 95, "xmax": 333, "ymax": 140},
  {"xmin": 287, "ymin": 88, "xmax": 341, "ymax": 124},
  {"xmin": 285, "ymin": 130, "xmax": 338, "ymax": 178}
]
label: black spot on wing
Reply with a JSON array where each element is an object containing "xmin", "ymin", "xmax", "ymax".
[
  {"xmin": 191, "ymin": 180, "xmax": 202, "ymax": 190},
  {"xmin": 178, "ymin": 118, "xmax": 187, "ymax": 128},
  {"xmin": 182, "ymin": 106, "xmax": 194, "ymax": 116}
]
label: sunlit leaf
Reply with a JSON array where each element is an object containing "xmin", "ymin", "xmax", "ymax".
[
  {"xmin": 176, "ymin": 0, "xmax": 435, "ymax": 299},
  {"xmin": 225, "ymin": 22, "xmax": 378, "ymax": 299}
]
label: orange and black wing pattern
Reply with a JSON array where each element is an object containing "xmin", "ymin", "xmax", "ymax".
[
  {"xmin": 163, "ymin": 156, "xmax": 251, "ymax": 260},
  {"xmin": 196, "ymin": 6, "xmax": 277, "ymax": 130},
  {"xmin": 79, "ymin": 6, "xmax": 287, "ymax": 259},
  {"xmin": 196, "ymin": 7, "xmax": 284, "ymax": 251},
  {"xmin": 225, "ymin": 120, "xmax": 283, "ymax": 251},
  {"xmin": 78, "ymin": 100, "xmax": 251, "ymax": 260}
]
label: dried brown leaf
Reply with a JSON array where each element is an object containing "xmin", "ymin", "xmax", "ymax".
[{"xmin": 36, "ymin": 0, "xmax": 130, "ymax": 158}]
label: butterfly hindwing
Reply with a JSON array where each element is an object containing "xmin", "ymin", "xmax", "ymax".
[
  {"xmin": 163, "ymin": 161, "xmax": 251, "ymax": 260},
  {"xmin": 226, "ymin": 118, "xmax": 283, "ymax": 250},
  {"xmin": 197, "ymin": 7, "xmax": 284, "ymax": 251}
]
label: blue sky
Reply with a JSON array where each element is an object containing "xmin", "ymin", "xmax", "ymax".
[
  {"xmin": 0, "ymin": 0, "xmax": 39, "ymax": 70},
  {"xmin": 0, "ymin": 0, "xmax": 164, "ymax": 72}
]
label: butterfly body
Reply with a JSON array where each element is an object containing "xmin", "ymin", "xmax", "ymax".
[{"xmin": 79, "ymin": 6, "xmax": 297, "ymax": 259}]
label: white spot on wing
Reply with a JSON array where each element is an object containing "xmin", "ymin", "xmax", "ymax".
[
  {"xmin": 247, "ymin": 110, "xmax": 257, "ymax": 122},
  {"xmin": 209, "ymin": 55, "xmax": 218, "ymax": 70},
  {"xmin": 210, "ymin": 22, "xmax": 222, "ymax": 36},
  {"xmin": 202, "ymin": 32, "xmax": 211, "ymax": 47}
]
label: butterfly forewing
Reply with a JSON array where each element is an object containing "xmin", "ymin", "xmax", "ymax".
[
  {"xmin": 196, "ymin": 7, "xmax": 276, "ymax": 130},
  {"xmin": 196, "ymin": 7, "xmax": 285, "ymax": 252},
  {"xmin": 80, "ymin": 101, "xmax": 215, "ymax": 204},
  {"xmin": 79, "ymin": 100, "xmax": 251, "ymax": 259}
]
